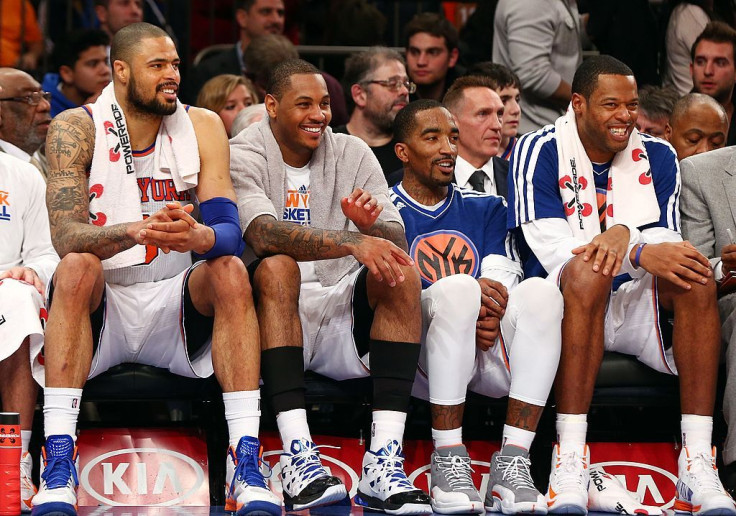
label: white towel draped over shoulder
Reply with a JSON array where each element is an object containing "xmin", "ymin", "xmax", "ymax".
[
  {"xmin": 87, "ymin": 83, "xmax": 200, "ymax": 270},
  {"xmin": 555, "ymin": 107, "xmax": 660, "ymax": 241}
]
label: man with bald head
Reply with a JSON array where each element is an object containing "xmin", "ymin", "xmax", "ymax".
[
  {"xmin": 666, "ymin": 93, "xmax": 728, "ymax": 161},
  {"xmin": 0, "ymin": 68, "xmax": 51, "ymax": 179}
]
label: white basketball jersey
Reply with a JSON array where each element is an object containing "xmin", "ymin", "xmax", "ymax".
[{"xmin": 103, "ymin": 145, "xmax": 194, "ymax": 286}]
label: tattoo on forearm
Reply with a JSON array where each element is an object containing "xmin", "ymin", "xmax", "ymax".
[
  {"xmin": 246, "ymin": 216, "xmax": 364, "ymax": 260},
  {"xmin": 431, "ymin": 403, "xmax": 464, "ymax": 431},
  {"xmin": 46, "ymin": 109, "xmax": 136, "ymax": 259},
  {"xmin": 506, "ymin": 400, "xmax": 543, "ymax": 431},
  {"xmin": 367, "ymin": 221, "xmax": 409, "ymax": 252}
]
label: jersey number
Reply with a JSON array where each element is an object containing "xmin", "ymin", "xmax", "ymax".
[{"xmin": 141, "ymin": 214, "xmax": 159, "ymax": 265}]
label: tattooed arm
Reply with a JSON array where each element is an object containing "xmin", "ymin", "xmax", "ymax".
[
  {"xmin": 245, "ymin": 215, "xmax": 413, "ymax": 285},
  {"xmin": 340, "ymin": 188, "xmax": 409, "ymax": 252},
  {"xmin": 46, "ymin": 108, "xmax": 155, "ymax": 259},
  {"xmin": 364, "ymin": 221, "xmax": 409, "ymax": 253}
]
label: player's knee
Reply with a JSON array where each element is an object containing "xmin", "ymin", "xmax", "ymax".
[
  {"xmin": 519, "ymin": 277, "xmax": 564, "ymax": 323},
  {"xmin": 561, "ymin": 255, "xmax": 611, "ymax": 306},
  {"xmin": 54, "ymin": 253, "xmax": 103, "ymax": 299},
  {"xmin": 665, "ymin": 273, "xmax": 717, "ymax": 306},
  {"xmin": 252, "ymin": 255, "xmax": 300, "ymax": 301},
  {"xmin": 394, "ymin": 264, "xmax": 421, "ymax": 298},
  {"xmin": 205, "ymin": 256, "xmax": 252, "ymax": 298},
  {"xmin": 434, "ymin": 275, "xmax": 481, "ymax": 324}
]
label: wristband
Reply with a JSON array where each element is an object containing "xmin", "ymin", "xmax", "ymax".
[{"xmin": 634, "ymin": 243, "xmax": 647, "ymax": 268}]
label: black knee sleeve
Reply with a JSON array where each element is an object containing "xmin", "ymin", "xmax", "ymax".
[
  {"xmin": 370, "ymin": 340, "xmax": 420, "ymax": 412},
  {"xmin": 261, "ymin": 347, "xmax": 306, "ymax": 413}
]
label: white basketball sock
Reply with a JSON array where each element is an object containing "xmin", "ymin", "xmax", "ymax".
[
  {"xmin": 432, "ymin": 427, "xmax": 463, "ymax": 449},
  {"xmin": 277, "ymin": 408, "xmax": 312, "ymax": 451},
  {"xmin": 43, "ymin": 387, "xmax": 82, "ymax": 439},
  {"xmin": 681, "ymin": 414, "xmax": 713, "ymax": 453},
  {"xmin": 502, "ymin": 424, "xmax": 535, "ymax": 452},
  {"xmin": 556, "ymin": 413, "xmax": 587, "ymax": 454},
  {"xmin": 21, "ymin": 430, "xmax": 31, "ymax": 454},
  {"xmin": 371, "ymin": 410, "xmax": 406, "ymax": 452},
  {"xmin": 223, "ymin": 390, "xmax": 261, "ymax": 449}
]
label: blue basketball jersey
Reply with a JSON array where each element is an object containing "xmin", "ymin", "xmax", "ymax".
[{"xmin": 390, "ymin": 183, "xmax": 519, "ymax": 289}]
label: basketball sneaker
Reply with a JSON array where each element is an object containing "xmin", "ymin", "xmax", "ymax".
[
  {"xmin": 21, "ymin": 451, "xmax": 37, "ymax": 513},
  {"xmin": 279, "ymin": 438, "xmax": 347, "ymax": 511},
  {"xmin": 545, "ymin": 444, "xmax": 589, "ymax": 515},
  {"xmin": 429, "ymin": 444, "xmax": 483, "ymax": 514},
  {"xmin": 31, "ymin": 435, "xmax": 78, "ymax": 516},
  {"xmin": 486, "ymin": 445, "xmax": 546, "ymax": 514},
  {"xmin": 675, "ymin": 446, "xmax": 736, "ymax": 515},
  {"xmin": 225, "ymin": 436, "xmax": 282, "ymax": 516},
  {"xmin": 355, "ymin": 439, "xmax": 432, "ymax": 515}
]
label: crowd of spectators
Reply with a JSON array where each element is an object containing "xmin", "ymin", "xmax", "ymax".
[{"xmin": 6, "ymin": 0, "xmax": 736, "ymax": 513}]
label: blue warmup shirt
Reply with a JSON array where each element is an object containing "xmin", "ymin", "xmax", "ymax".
[
  {"xmin": 390, "ymin": 182, "xmax": 518, "ymax": 289},
  {"xmin": 506, "ymin": 126, "xmax": 680, "ymax": 279}
]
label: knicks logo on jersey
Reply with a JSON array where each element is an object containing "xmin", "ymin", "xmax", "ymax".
[{"xmin": 410, "ymin": 230, "xmax": 479, "ymax": 284}]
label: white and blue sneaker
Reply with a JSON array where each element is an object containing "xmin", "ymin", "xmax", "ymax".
[
  {"xmin": 279, "ymin": 438, "xmax": 347, "ymax": 511},
  {"xmin": 675, "ymin": 446, "xmax": 736, "ymax": 515},
  {"xmin": 31, "ymin": 435, "xmax": 79, "ymax": 516},
  {"xmin": 225, "ymin": 436, "xmax": 282, "ymax": 516},
  {"xmin": 355, "ymin": 440, "xmax": 432, "ymax": 515}
]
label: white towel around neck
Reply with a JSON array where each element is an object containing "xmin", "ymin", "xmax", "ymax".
[
  {"xmin": 87, "ymin": 83, "xmax": 200, "ymax": 270},
  {"xmin": 555, "ymin": 107, "xmax": 660, "ymax": 241}
]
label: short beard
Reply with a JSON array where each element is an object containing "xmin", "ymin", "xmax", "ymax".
[
  {"xmin": 364, "ymin": 105, "xmax": 396, "ymax": 134},
  {"xmin": 128, "ymin": 74, "xmax": 177, "ymax": 116}
]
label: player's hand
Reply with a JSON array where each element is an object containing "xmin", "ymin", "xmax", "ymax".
[
  {"xmin": 638, "ymin": 241, "xmax": 712, "ymax": 290},
  {"xmin": 572, "ymin": 224, "xmax": 629, "ymax": 276},
  {"xmin": 476, "ymin": 315, "xmax": 500, "ymax": 351},
  {"xmin": 135, "ymin": 203, "xmax": 214, "ymax": 254},
  {"xmin": 341, "ymin": 188, "xmax": 382, "ymax": 233},
  {"xmin": 0, "ymin": 266, "xmax": 44, "ymax": 295},
  {"xmin": 349, "ymin": 234, "xmax": 414, "ymax": 287},
  {"xmin": 722, "ymin": 243, "xmax": 736, "ymax": 275},
  {"xmin": 477, "ymin": 278, "xmax": 508, "ymax": 318}
]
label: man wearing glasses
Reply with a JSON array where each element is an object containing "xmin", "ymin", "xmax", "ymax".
[
  {"xmin": 337, "ymin": 47, "xmax": 414, "ymax": 181},
  {"xmin": 0, "ymin": 68, "xmax": 52, "ymax": 181}
]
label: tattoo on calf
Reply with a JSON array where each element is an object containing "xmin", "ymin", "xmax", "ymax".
[{"xmin": 431, "ymin": 404, "xmax": 464, "ymax": 430}]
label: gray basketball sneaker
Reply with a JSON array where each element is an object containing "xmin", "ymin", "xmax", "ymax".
[
  {"xmin": 429, "ymin": 445, "xmax": 483, "ymax": 514},
  {"xmin": 486, "ymin": 445, "xmax": 547, "ymax": 514}
]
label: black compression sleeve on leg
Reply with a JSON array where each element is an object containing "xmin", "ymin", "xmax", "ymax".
[
  {"xmin": 261, "ymin": 347, "xmax": 306, "ymax": 413},
  {"xmin": 370, "ymin": 339, "xmax": 421, "ymax": 412}
]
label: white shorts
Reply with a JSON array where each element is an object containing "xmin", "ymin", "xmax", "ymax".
[
  {"xmin": 0, "ymin": 278, "xmax": 46, "ymax": 363},
  {"xmin": 31, "ymin": 262, "xmax": 214, "ymax": 387},
  {"xmin": 550, "ymin": 261, "xmax": 677, "ymax": 375},
  {"xmin": 299, "ymin": 267, "xmax": 371, "ymax": 380}
]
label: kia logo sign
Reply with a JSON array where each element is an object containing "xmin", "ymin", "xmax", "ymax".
[
  {"xmin": 593, "ymin": 461, "xmax": 677, "ymax": 508},
  {"xmin": 80, "ymin": 447, "xmax": 205, "ymax": 506},
  {"xmin": 262, "ymin": 447, "xmax": 360, "ymax": 497}
]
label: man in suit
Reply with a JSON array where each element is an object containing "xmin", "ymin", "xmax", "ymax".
[
  {"xmin": 186, "ymin": 0, "xmax": 285, "ymax": 102},
  {"xmin": 444, "ymin": 75, "xmax": 509, "ymax": 198},
  {"xmin": 681, "ymin": 147, "xmax": 736, "ymax": 495}
]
